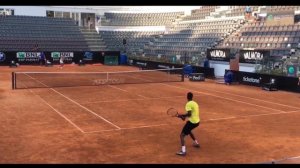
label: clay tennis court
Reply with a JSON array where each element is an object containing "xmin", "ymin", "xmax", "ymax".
[{"xmin": 1, "ymin": 64, "xmax": 300, "ymax": 163}]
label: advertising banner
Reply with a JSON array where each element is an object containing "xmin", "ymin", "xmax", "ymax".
[
  {"xmin": 207, "ymin": 49, "xmax": 230, "ymax": 62},
  {"xmin": 16, "ymin": 52, "xmax": 41, "ymax": 63},
  {"xmin": 239, "ymin": 50, "xmax": 270, "ymax": 64}
]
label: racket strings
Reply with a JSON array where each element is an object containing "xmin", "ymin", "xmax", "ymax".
[{"xmin": 167, "ymin": 108, "xmax": 178, "ymax": 117}]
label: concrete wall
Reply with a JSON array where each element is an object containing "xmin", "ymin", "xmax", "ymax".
[
  {"xmin": 209, "ymin": 61, "xmax": 230, "ymax": 77},
  {"xmin": 239, "ymin": 63, "xmax": 256, "ymax": 72}
]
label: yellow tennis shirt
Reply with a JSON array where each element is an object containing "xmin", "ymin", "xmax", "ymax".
[{"xmin": 185, "ymin": 100, "xmax": 200, "ymax": 124}]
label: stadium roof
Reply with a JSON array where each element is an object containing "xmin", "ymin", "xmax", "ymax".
[{"xmin": 52, "ymin": 6, "xmax": 201, "ymax": 12}]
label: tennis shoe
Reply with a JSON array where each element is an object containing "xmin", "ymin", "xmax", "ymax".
[
  {"xmin": 176, "ymin": 151, "xmax": 186, "ymax": 156},
  {"xmin": 193, "ymin": 143, "xmax": 200, "ymax": 148}
]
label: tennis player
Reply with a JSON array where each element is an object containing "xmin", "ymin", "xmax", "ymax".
[
  {"xmin": 176, "ymin": 92, "xmax": 200, "ymax": 156},
  {"xmin": 59, "ymin": 56, "xmax": 64, "ymax": 69}
]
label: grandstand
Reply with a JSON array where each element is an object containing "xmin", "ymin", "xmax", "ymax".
[
  {"xmin": 0, "ymin": 15, "xmax": 91, "ymax": 51},
  {"xmin": 0, "ymin": 5, "xmax": 300, "ymax": 74}
]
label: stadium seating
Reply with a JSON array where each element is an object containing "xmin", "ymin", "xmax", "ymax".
[
  {"xmin": 219, "ymin": 21, "xmax": 300, "ymax": 56},
  {"xmin": 101, "ymin": 12, "xmax": 184, "ymax": 26},
  {"xmin": 3, "ymin": 6, "xmax": 300, "ymax": 59},
  {"xmin": 182, "ymin": 6, "xmax": 218, "ymax": 21},
  {"xmin": 99, "ymin": 30, "xmax": 163, "ymax": 54},
  {"xmin": 144, "ymin": 18, "xmax": 245, "ymax": 57},
  {"xmin": 225, "ymin": 6, "xmax": 259, "ymax": 17},
  {"xmin": 0, "ymin": 15, "xmax": 90, "ymax": 51}
]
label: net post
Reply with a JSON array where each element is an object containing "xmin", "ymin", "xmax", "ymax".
[
  {"xmin": 106, "ymin": 72, "xmax": 109, "ymax": 85},
  {"xmin": 12, "ymin": 72, "xmax": 16, "ymax": 89},
  {"xmin": 168, "ymin": 68, "xmax": 170, "ymax": 82},
  {"xmin": 181, "ymin": 68, "xmax": 184, "ymax": 82}
]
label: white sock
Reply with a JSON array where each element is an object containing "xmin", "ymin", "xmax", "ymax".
[
  {"xmin": 181, "ymin": 146, "xmax": 186, "ymax": 153},
  {"xmin": 194, "ymin": 140, "xmax": 199, "ymax": 144}
]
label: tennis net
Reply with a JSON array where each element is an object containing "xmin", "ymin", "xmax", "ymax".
[{"xmin": 12, "ymin": 68, "xmax": 184, "ymax": 89}]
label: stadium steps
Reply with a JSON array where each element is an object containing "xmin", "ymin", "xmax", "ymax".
[
  {"xmin": 80, "ymin": 28, "xmax": 107, "ymax": 51},
  {"xmin": 216, "ymin": 19, "xmax": 249, "ymax": 48}
]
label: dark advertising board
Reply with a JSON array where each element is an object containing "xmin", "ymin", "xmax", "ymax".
[
  {"xmin": 0, "ymin": 52, "xmax": 16, "ymax": 65},
  {"xmin": 0, "ymin": 51, "xmax": 120, "ymax": 65},
  {"xmin": 239, "ymin": 50, "xmax": 270, "ymax": 64},
  {"xmin": 226, "ymin": 70, "xmax": 300, "ymax": 93},
  {"xmin": 129, "ymin": 59, "xmax": 215, "ymax": 78},
  {"xmin": 130, "ymin": 59, "xmax": 183, "ymax": 70},
  {"xmin": 207, "ymin": 49, "xmax": 230, "ymax": 62},
  {"xmin": 101, "ymin": 51, "xmax": 120, "ymax": 65}
]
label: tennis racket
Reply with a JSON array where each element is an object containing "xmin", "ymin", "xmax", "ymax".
[{"xmin": 167, "ymin": 108, "xmax": 179, "ymax": 117}]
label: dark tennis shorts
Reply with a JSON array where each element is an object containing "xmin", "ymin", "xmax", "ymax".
[{"xmin": 181, "ymin": 121, "xmax": 200, "ymax": 135}]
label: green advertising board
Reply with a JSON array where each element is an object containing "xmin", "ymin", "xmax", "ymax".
[{"xmin": 104, "ymin": 56, "xmax": 119, "ymax": 65}]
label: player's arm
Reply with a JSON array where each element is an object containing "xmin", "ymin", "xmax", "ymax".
[
  {"xmin": 177, "ymin": 111, "xmax": 191, "ymax": 120},
  {"xmin": 179, "ymin": 111, "xmax": 191, "ymax": 117}
]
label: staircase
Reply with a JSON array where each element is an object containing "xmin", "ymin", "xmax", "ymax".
[
  {"xmin": 80, "ymin": 28, "xmax": 107, "ymax": 51},
  {"xmin": 217, "ymin": 19, "xmax": 249, "ymax": 48}
]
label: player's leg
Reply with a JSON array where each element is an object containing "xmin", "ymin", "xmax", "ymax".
[
  {"xmin": 190, "ymin": 132, "xmax": 200, "ymax": 148},
  {"xmin": 189, "ymin": 122, "xmax": 200, "ymax": 148},
  {"xmin": 177, "ymin": 132, "xmax": 187, "ymax": 156},
  {"xmin": 176, "ymin": 122, "xmax": 191, "ymax": 156}
]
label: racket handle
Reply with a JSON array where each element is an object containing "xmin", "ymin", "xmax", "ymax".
[{"xmin": 177, "ymin": 114, "xmax": 185, "ymax": 121}]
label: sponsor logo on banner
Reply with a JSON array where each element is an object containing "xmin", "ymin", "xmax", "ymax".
[
  {"xmin": 207, "ymin": 49, "xmax": 230, "ymax": 61},
  {"xmin": 189, "ymin": 74, "xmax": 205, "ymax": 81},
  {"xmin": 51, "ymin": 52, "xmax": 74, "ymax": 62},
  {"xmin": 61, "ymin": 52, "xmax": 74, "ymax": 62},
  {"xmin": 16, "ymin": 52, "xmax": 40, "ymax": 62},
  {"xmin": 288, "ymin": 66, "xmax": 295, "ymax": 74},
  {"xmin": 136, "ymin": 62, "xmax": 147, "ymax": 67},
  {"xmin": 0, "ymin": 52, "xmax": 5, "ymax": 62},
  {"xmin": 240, "ymin": 50, "xmax": 269, "ymax": 64},
  {"xmin": 158, "ymin": 65, "xmax": 170, "ymax": 69},
  {"xmin": 83, "ymin": 52, "xmax": 93, "ymax": 61},
  {"xmin": 210, "ymin": 50, "xmax": 226, "ymax": 58},
  {"xmin": 243, "ymin": 51, "xmax": 264, "ymax": 61},
  {"xmin": 51, "ymin": 52, "xmax": 60, "ymax": 61},
  {"xmin": 287, "ymin": 65, "xmax": 296, "ymax": 77},
  {"xmin": 242, "ymin": 76, "xmax": 261, "ymax": 84}
]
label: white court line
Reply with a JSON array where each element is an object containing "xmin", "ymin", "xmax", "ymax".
[
  {"xmin": 84, "ymin": 128, "xmax": 120, "ymax": 134},
  {"xmin": 206, "ymin": 110, "xmax": 300, "ymax": 122},
  {"xmin": 50, "ymin": 88, "xmax": 121, "ymax": 130},
  {"xmin": 108, "ymin": 85, "xmax": 148, "ymax": 99},
  {"xmin": 286, "ymin": 109, "xmax": 300, "ymax": 113},
  {"xmin": 121, "ymin": 123, "xmax": 168, "ymax": 130},
  {"xmin": 161, "ymin": 83, "xmax": 288, "ymax": 113},
  {"xmin": 23, "ymin": 73, "xmax": 121, "ymax": 130},
  {"xmin": 82, "ymin": 108, "xmax": 300, "ymax": 134},
  {"xmin": 238, "ymin": 110, "xmax": 300, "ymax": 118},
  {"xmin": 108, "ymin": 85, "xmax": 128, "ymax": 92},
  {"xmin": 18, "ymin": 79, "xmax": 85, "ymax": 133},
  {"xmin": 276, "ymin": 155, "xmax": 300, "ymax": 162},
  {"xmin": 29, "ymin": 90, "xmax": 85, "ymax": 133},
  {"xmin": 124, "ymin": 72, "xmax": 296, "ymax": 113},
  {"xmin": 84, "ymin": 123, "xmax": 168, "ymax": 134},
  {"xmin": 186, "ymin": 83, "xmax": 300, "ymax": 110},
  {"xmin": 20, "ymin": 71, "xmax": 300, "ymax": 134},
  {"xmin": 126, "ymin": 71, "xmax": 300, "ymax": 111},
  {"xmin": 82, "ymin": 93, "xmax": 195, "ymax": 105},
  {"xmin": 208, "ymin": 116, "xmax": 236, "ymax": 121}
]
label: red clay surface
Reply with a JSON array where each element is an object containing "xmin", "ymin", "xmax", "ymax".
[{"xmin": 1, "ymin": 64, "xmax": 300, "ymax": 163}]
